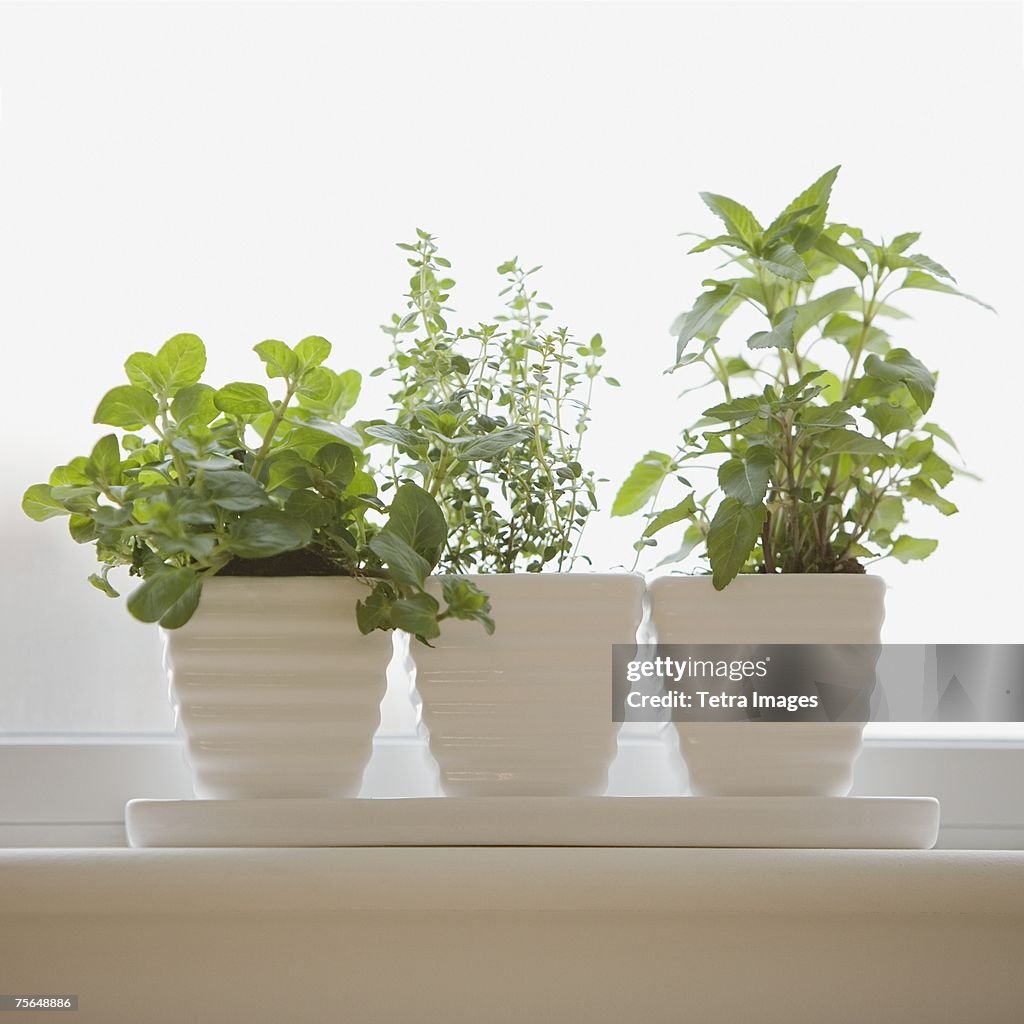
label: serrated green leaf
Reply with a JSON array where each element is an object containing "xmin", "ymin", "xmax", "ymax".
[
  {"xmin": 718, "ymin": 447, "xmax": 773, "ymax": 506},
  {"xmin": 642, "ymin": 493, "xmax": 697, "ymax": 538},
  {"xmin": 707, "ymin": 497, "xmax": 766, "ymax": 590},
  {"xmin": 758, "ymin": 243, "xmax": 811, "ymax": 282},
  {"xmin": 899, "ymin": 271, "xmax": 994, "ymax": 312},
  {"xmin": 813, "ymin": 232, "xmax": 868, "ymax": 279},
  {"xmin": 792, "ymin": 288, "xmax": 858, "ymax": 341},
  {"xmin": 747, "ymin": 306, "xmax": 798, "ymax": 350},
  {"xmin": 699, "ymin": 192, "xmax": 762, "ymax": 246},
  {"xmin": 171, "ymin": 383, "xmax": 219, "ymax": 426}
]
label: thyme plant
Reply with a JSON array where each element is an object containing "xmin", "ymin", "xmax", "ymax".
[
  {"xmin": 614, "ymin": 166, "xmax": 991, "ymax": 589},
  {"xmin": 371, "ymin": 230, "xmax": 616, "ymax": 573},
  {"xmin": 22, "ymin": 332, "xmax": 492, "ymax": 638}
]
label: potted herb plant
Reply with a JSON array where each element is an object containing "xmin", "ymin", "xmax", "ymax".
[
  {"xmin": 613, "ymin": 167, "xmax": 991, "ymax": 796},
  {"xmin": 22, "ymin": 332, "xmax": 491, "ymax": 798},
  {"xmin": 371, "ymin": 231, "xmax": 644, "ymax": 796}
]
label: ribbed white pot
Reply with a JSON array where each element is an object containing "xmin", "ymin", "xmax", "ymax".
[
  {"xmin": 412, "ymin": 573, "xmax": 645, "ymax": 797},
  {"xmin": 649, "ymin": 574, "xmax": 886, "ymax": 797},
  {"xmin": 161, "ymin": 577, "xmax": 392, "ymax": 799}
]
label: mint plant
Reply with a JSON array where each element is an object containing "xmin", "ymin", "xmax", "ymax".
[
  {"xmin": 371, "ymin": 230, "xmax": 616, "ymax": 573},
  {"xmin": 614, "ymin": 166, "xmax": 992, "ymax": 589},
  {"xmin": 22, "ymin": 333, "xmax": 493, "ymax": 638}
]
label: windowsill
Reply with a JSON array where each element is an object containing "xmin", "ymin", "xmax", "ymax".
[{"xmin": 2, "ymin": 848, "xmax": 1023, "ymax": 1023}]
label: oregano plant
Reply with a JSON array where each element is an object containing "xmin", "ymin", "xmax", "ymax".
[
  {"xmin": 614, "ymin": 166, "xmax": 992, "ymax": 589},
  {"xmin": 22, "ymin": 332, "xmax": 493, "ymax": 639},
  {"xmin": 370, "ymin": 229, "xmax": 617, "ymax": 573}
]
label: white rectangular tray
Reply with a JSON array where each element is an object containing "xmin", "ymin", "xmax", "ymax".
[{"xmin": 126, "ymin": 796, "xmax": 939, "ymax": 850}]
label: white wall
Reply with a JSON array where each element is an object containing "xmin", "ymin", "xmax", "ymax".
[{"xmin": 1, "ymin": 1, "xmax": 1021, "ymax": 731}]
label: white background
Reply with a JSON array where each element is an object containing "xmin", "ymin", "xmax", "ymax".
[{"xmin": 1, "ymin": 1, "xmax": 1021, "ymax": 732}]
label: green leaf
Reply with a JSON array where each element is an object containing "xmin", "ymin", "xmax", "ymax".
[
  {"xmin": 297, "ymin": 418, "xmax": 362, "ymax": 448},
  {"xmin": 792, "ymin": 287, "xmax": 858, "ymax": 341},
  {"xmin": 864, "ymin": 348, "xmax": 935, "ymax": 413},
  {"xmin": 758, "ymin": 243, "xmax": 811, "ymax": 282},
  {"xmin": 171, "ymin": 383, "xmax": 219, "ymax": 426},
  {"xmin": 718, "ymin": 446, "xmax": 773, "ymax": 506},
  {"xmin": 905, "ymin": 478, "xmax": 958, "ymax": 516},
  {"xmin": 907, "ymin": 253, "xmax": 954, "ymax": 280},
  {"xmin": 865, "ymin": 402, "xmax": 916, "ymax": 437},
  {"xmin": 22, "ymin": 483, "xmax": 69, "ymax": 521},
  {"xmin": 124, "ymin": 352, "xmax": 164, "ymax": 391},
  {"xmin": 204, "ymin": 471, "xmax": 272, "ymax": 511},
  {"xmin": 872, "ymin": 496, "xmax": 905, "ymax": 533},
  {"xmin": 94, "ymin": 385, "xmax": 158, "ymax": 429},
  {"xmin": 369, "ymin": 531, "xmax": 432, "ymax": 588},
  {"xmin": 157, "ymin": 576, "xmax": 203, "ymax": 629},
  {"xmin": 702, "ymin": 396, "xmax": 763, "ymax": 424},
  {"xmin": 888, "ymin": 232, "xmax": 921, "ymax": 254},
  {"xmin": 686, "ymin": 234, "xmax": 745, "ymax": 254},
  {"xmin": 813, "ymin": 428, "xmax": 892, "ymax": 458},
  {"xmin": 88, "ymin": 570, "xmax": 120, "ymax": 598},
  {"xmin": 813, "ymin": 233, "xmax": 868, "ymax": 279},
  {"xmin": 127, "ymin": 567, "xmax": 200, "ymax": 624},
  {"xmin": 314, "ymin": 443, "xmax": 355, "ymax": 488},
  {"xmin": 765, "ymin": 166, "xmax": 840, "ymax": 250},
  {"xmin": 747, "ymin": 306, "xmax": 798, "ymax": 350},
  {"xmin": 156, "ymin": 334, "xmax": 206, "ymax": 392},
  {"xmin": 284, "ymin": 490, "xmax": 335, "ymax": 528},
  {"xmin": 383, "ymin": 482, "xmax": 447, "ymax": 566},
  {"xmin": 215, "ymin": 382, "xmax": 273, "ymax": 417},
  {"xmin": 921, "ymin": 422, "xmax": 959, "ymax": 452},
  {"xmin": 254, "ymin": 340, "xmax": 299, "ymax": 379},
  {"xmin": 439, "ymin": 576, "xmax": 495, "ymax": 634},
  {"xmin": 364, "ymin": 423, "xmax": 427, "ymax": 452},
  {"xmin": 899, "ymin": 271, "xmax": 994, "ymax": 312},
  {"xmin": 227, "ymin": 509, "xmax": 312, "ymax": 558},
  {"xmin": 452, "ymin": 426, "xmax": 533, "ymax": 461},
  {"xmin": 891, "ymin": 535, "xmax": 939, "ymax": 563},
  {"xmin": 611, "ymin": 451, "xmax": 673, "ymax": 516},
  {"xmin": 264, "ymin": 453, "xmax": 315, "ymax": 492},
  {"xmin": 89, "ymin": 434, "xmax": 122, "ymax": 483},
  {"xmin": 699, "ymin": 192, "xmax": 762, "ymax": 246},
  {"xmin": 388, "ymin": 592, "xmax": 442, "ymax": 640},
  {"xmin": 294, "ymin": 335, "xmax": 332, "ymax": 368},
  {"xmin": 642, "ymin": 493, "xmax": 697, "ymax": 538},
  {"xmin": 673, "ymin": 286, "xmax": 737, "ymax": 360},
  {"xmin": 706, "ymin": 498, "xmax": 766, "ymax": 590}
]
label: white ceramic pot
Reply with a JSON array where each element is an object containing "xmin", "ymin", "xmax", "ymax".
[
  {"xmin": 412, "ymin": 573, "xmax": 645, "ymax": 797},
  {"xmin": 162, "ymin": 577, "xmax": 392, "ymax": 799},
  {"xmin": 649, "ymin": 574, "xmax": 886, "ymax": 797}
]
